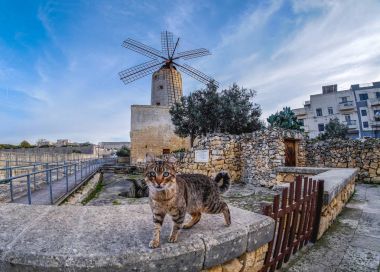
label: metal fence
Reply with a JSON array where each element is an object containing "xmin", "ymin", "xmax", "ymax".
[{"xmin": 0, "ymin": 158, "xmax": 112, "ymax": 205}]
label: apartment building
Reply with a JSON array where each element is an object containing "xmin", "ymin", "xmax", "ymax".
[{"xmin": 293, "ymin": 82, "xmax": 380, "ymax": 139}]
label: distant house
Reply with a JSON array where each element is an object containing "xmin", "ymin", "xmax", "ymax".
[
  {"xmin": 293, "ymin": 81, "xmax": 380, "ymax": 139},
  {"xmin": 56, "ymin": 139, "xmax": 69, "ymax": 146},
  {"xmin": 36, "ymin": 139, "xmax": 51, "ymax": 147},
  {"xmin": 98, "ymin": 142, "xmax": 130, "ymax": 150}
]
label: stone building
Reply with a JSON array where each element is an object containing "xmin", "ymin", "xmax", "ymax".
[
  {"xmin": 130, "ymin": 65, "xmax": 189, "ymax": 163},
  {"xmin": 293, "ymin": 81, "xmax": 380, "ymax": 139},
  {"xmin": 130, "ymin": 105, "xmax": 188, "ymax": 163}
]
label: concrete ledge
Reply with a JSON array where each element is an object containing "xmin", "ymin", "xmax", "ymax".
[
  {"xmin": 276, "ymin": 166, "xmax": 330, "ymax": 175},
  {"xmin": 312, "ymin": 168, "xmax": 358, "ymax": 205},
  {"xmin": 0, "ymin": 204, "xmax": 274, "ymax": 272},
  {"xmin": 275, "ymin": 167, "xmax": 358, "ymax": 205}
]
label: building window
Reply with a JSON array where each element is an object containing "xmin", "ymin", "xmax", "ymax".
[
  {"xmin": 328, "ymin": 107, "xmax": 333, "ymax": 115},
  {"xmin": 363, "ymin": 121, "xmax": 369, "ymax": 128},
  {"xmin": 361, "ymin": 109, "xmax": 367, "ymax": 116},
  {"xmin": 298, "ymin": 119, "xmax": 304, "ymax": 126},
  {"xmin": 159, "ymin": 85, "xmax": 163, "ymax": 89},
  {"xmin": 154, "ymin": 75, "xmax": 158, "ymax": 80},
  {"xmin": 316, "ymin": 108, "xmax": 323, "ymax": 116},
  {"xmin": 162, "ymin": 149, "xmax": 170, "ymax": 154},
  {"xmin": 359, "ymin": 93, "xmax": 368, "ymax": 101},
  {"xmin": 377, "ymin": 92, "xmax": 380, "ymax": 98},
  {"xmin": 318, "ymin": 123, "xmax": 324, "ymax": 132},
  {"xmin": 156, "ymin": 102, "xmax": 160, "ymax": 106},
  {"xmin": 344, "ymin": 115, "xmax": 351, "ymax": 122},
  {"xmin": 341, "ymin": 97, "xmax": 348, "ymax": 103}
]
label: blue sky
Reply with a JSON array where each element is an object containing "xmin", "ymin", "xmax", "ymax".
[{"xmin": 1, "ymin": 0, "xmax": 380, "ymax": 144}]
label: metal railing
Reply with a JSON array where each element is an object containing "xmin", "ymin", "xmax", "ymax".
[
  {"xmin": 343, "ymin": 120, "xmax": 357, "ymax": 126},
  {"xmin": 0, "ymin": 158, "xmax": 112, "ymax": 205},
  {"xmin": 339, "ymin": 101, "xmax": 354, "ymax": 106}
]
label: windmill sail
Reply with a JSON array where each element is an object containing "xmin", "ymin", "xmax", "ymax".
[
  {"xmin": 119, "ymin": 60, "xmax": 164, "ymax": 84},
  {"xmin": 174, "ymin": 62, "xmax": 219, "ymax": 88},
  {"xmin": 120, "ymin": 31, "xmax": 219, "ymax": 106}
]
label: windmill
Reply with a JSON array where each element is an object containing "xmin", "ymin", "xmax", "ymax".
[{"xmin": 119, "ymin": 31, "xmax": 219, "ymax": 107}]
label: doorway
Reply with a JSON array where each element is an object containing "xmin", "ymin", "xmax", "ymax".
[{"xmin": 284, "ymin": 140, "xmax": 296, "ymax": 167}]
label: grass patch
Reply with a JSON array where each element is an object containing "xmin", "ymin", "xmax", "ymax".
[
  {"xmin": 112, "ymin": 199, "xmax": 121, "ymax": 205},
  {"xmin": 81, "ymin": 181, "xmax": 104, "ymax": 205}
]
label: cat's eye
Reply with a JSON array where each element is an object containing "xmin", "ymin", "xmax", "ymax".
[
  {"xmin": 149, "ymin": 171, "xmax": 156, "ymax": 177},
  {"xmin": 163, "ymin": 171, "xmax": 170, "ymax": 177}
]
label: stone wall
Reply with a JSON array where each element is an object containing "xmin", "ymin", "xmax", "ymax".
[
  {"xmin": 178, "ymin": 128, "xmax": 306, "ymax": 186},
  {"xmin": 240, "ymin": 129, "xmax": 306, "ymax": 187},
  {"xmin": 317, "ymin": 177, "xmax": 355, "ymax": 239},
  {"xmin": 130, "ymin": 105, "xmax": 189, "ymax": 164},
  {"xmin": 306, "ymin": 138, "xmax": 380, "ymax": 184},
  {"xmin": 203, "ymin": 244, "xmax": 268, "ymax": 272},
  {"xmin": 178, "ymin": 134, "xmax": 242, "ymax": 182}
]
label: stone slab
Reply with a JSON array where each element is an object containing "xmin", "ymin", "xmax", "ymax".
[
  {"xmin": 0, "ymin": 203, "xmax": 274, "ymax": 271},
  {"xmin": 312, "ymin": 168, "xmax": 358, "ymax": 205},
  {"xmin": 276, "ymin": 167, "xmax": 329, "ymax": 175},
  {"xmin": 275, "ymin": 167, "xmax": 358, "ymax": 206}
]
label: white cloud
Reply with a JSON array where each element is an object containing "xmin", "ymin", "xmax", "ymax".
[{"xmin": 204, "ymin": 0, "xmax": 380, "ymax": 118}]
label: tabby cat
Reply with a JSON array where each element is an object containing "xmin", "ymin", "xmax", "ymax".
[{"xmin": 145, "ymin": 154, "xmax": 231, "ymax": 248}]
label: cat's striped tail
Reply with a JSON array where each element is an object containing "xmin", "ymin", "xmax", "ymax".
[{"xmin": 214, "ymin": 171, "xmax": 230, "ymax": 194}]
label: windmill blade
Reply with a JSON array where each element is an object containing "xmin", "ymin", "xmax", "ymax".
[
  {"xmin": 119, "ymin": 60, "xmax": 164, "ymax": 84},
  {"xmin": 161, "ymin": 31, "xmax": 175, "ymax": 59},
  {"xmin": 173, "ymin": 48, "xmax": 211, "ymax": 60},
  {"xmin": 174, "ymin": 62, "xmax": 219, "ymax": 88},
  {"xmin": 122, "ymin": 38, "xmax": 166, "ymax": 60}
]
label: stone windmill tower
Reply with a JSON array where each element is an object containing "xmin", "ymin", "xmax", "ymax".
[
  {"xmin": 119, "ymin": 31, "xmax": 218, "ymax": 162},
  {"xmin": 150, "ymin": 64, "xmax": 182, "ymax": 106}
]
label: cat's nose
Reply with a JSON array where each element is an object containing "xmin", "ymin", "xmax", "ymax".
[{"xmin": 155, "ymin": 184, "xmax": 162, "ymax": 189}]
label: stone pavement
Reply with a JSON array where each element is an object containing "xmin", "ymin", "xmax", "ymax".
[{"xmin": 283, "ymin": 184, "xmax": 380, "ymax": 272}]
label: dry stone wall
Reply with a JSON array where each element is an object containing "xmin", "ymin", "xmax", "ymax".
[
  {"xmin": 179, "ymin": 134, "xmax": 242, "ymax": 182},
  {"xmin": 178, "ymin": 128, "xmax": 306, "ymax": 186},
  {"xmin": 240, "ymin": 129, "xmax": 306, "ymax": 187},
  {"xmin": 306, "ymin": 139, "xmax": 380, "ymax": 184}
]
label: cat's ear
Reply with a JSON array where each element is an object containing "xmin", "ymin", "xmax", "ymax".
[{"xmin": 145, "ymin": 152, "xmax": 156, "ymax": 164}]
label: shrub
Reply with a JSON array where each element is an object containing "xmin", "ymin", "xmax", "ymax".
[{"xmin": 116, "ymin": 146, "xmax": 130, "ymax": 157}]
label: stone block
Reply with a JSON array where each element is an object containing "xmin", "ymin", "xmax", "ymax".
[{"xmin": 221, "ymin": 258, "xmax": 243, "ymax": 272}]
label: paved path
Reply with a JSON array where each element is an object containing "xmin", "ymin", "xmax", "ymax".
[
  {"xmin": 283, "ymin": 184, "xmax": 380, "ymax": 272},
  {"xmin": 13, "ymin": 164, "xmax": 100, "ymax": 205}
]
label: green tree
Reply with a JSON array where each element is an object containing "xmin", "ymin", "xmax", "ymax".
[
  {"xmin": 170, "ymin": 83, "xmax": 262, "ymax": 146},
  {"xmin": 267, "ymin": 107, "xmax": 303, "ymax": 130},
  {"xmin": 170, "ymin": 90, "xmax": 204, "ymax": 147},
  {"xmin": 219, "ymin": 84, "xmax": 262, "ymax": 134},
  {"xmin": 19, "ymin": 140, "xmax": 32, "ymax": 148},
  {"xmin": 116, "ymin": 146, "xmax": 130, "ymax": 157},
  {"xmin": 318, "ymin": 118, "xmax": 348, "ymax": 140}
]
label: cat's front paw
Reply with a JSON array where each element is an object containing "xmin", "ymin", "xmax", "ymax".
[
  {"xmin": 168, "ymin": 235, "xmax": 178, "ymax": 243},
  {"xmin": 149, "ymin": 239, "xmax": 160, "ymax": 248}
]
